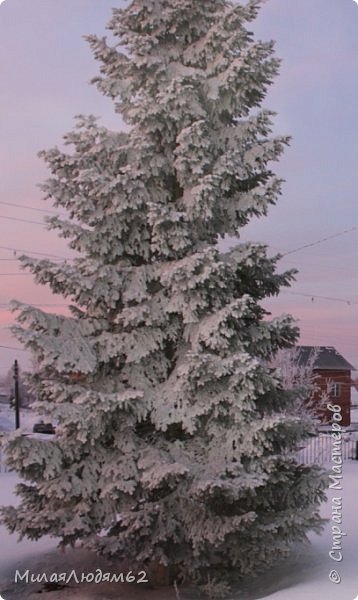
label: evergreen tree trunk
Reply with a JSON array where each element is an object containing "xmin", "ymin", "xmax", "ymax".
[{"xmin": 1, "ymin": 0, "xmax": 327, "ymax": 588}]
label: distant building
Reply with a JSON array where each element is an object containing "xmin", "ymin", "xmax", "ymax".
[{"xmin": 297, "ymin": 346, "xmax": 355, "ymax": 427}]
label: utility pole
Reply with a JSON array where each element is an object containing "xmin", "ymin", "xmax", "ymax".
[{"xmin": 14, "ymin": 359, "xmax": 20, "ymax": 429}]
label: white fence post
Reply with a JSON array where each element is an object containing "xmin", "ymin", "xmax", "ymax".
[{"xmin": 0, "ymin": 447, "xmax": 9, "ymax": 473}]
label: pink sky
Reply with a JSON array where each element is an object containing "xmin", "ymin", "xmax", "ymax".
[{"xmin": 1, "ymin": 0, "xmax": 358, "ymax": 375}]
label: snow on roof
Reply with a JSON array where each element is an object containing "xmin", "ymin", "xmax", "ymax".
[{"xmin": 297, "ymin": 345, "xmax": 355, "ymax": 371}]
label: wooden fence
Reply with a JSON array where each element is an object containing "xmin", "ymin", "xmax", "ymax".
[{"xmin": 296, "ymin": 433, "xmax": 358, "ymax": 465}]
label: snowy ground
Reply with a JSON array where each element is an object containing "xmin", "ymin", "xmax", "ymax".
[{"xmin": 1, "ymin": 461, "xmax": 358, "ymax": 600}]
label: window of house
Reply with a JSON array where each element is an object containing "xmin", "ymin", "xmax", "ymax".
[{"xmin": 331, "ymin": 383, "xmax": 342, "ymax": 398}]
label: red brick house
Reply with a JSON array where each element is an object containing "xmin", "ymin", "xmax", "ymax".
[{"xmin": 297, "ymin": 346, "xmax": 355, "ymax": 427}]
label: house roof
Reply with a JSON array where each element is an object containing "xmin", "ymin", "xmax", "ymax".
[{"xmin": 297, "ymin": 346, "xmax": 356, "ymax": 371}]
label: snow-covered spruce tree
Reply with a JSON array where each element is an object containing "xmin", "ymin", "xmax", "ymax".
[{"xmin": 2, "ymin": 0, "xmax": 327, "ymax": 586}]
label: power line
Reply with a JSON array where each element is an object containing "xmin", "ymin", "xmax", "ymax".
[
  {"xmin": 0, "ymin": 303, "xmax": 69, "ymax": 308},
  {"xmin": 281, "ymin": 226, "xmax": 357, "ymax": 257},
  {"xmin": 280, "ymin": 291, "xmax": 358, "ymax": 306},
  {"xmin": 0, "ymin": 302, "xmax": 69, "ymax": 308},
  {"xmin": 0, "ymin": 345, "xmax": 27, "ymax": 352},
  {"xmin": 0, "ymin": 245, "xmax": 70, "ymax": 260},
  {"xmin": 0, "ymin": 200, "xmax": 57, "ymax": 215},
  {"xmin": 0, "ymin": 214, "xmax": 44, "ymax": 226}
]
